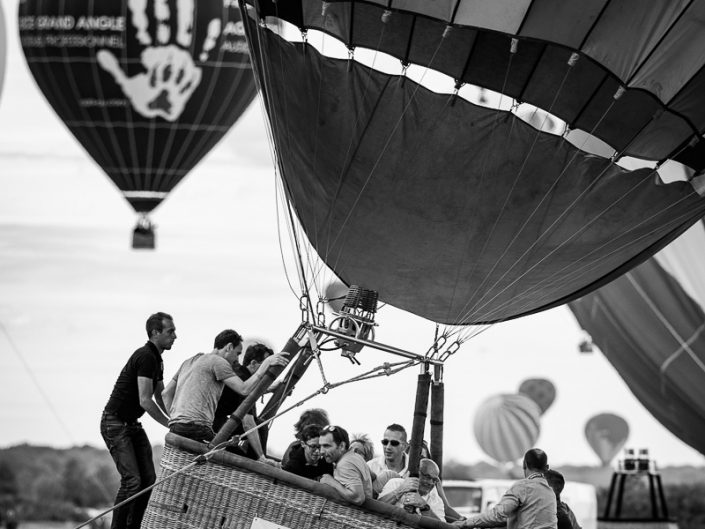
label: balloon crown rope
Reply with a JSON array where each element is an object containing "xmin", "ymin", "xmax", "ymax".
[{"xmin": 76, "ymin": 285, "xmax": 451, "ymax": 529}]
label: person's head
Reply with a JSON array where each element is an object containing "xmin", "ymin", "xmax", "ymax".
[
  {"xmin": 382, "ymin": 424, "xmax": 408, "ymax": 464},
  {"xmin": 294, "ymin": 408, "xmax": 330, "ymax": 437},
  {"xmin": 242, "ymin": 343, "xmax": 274, "ymax": 374},
  {"xmin": 146, "ymin": 312, "xmax": 176, "ymax": 352},
  {"xmin": 523, "ymin": 448, "xmax": 549, "ymax": 476},
  {"xmin": 544, "ymin": 469, "xmax": 565, "ymax": 500},
  {"xmin": 350, "ymin": 433, "xmax": 375, "ymax": 462},
  {"xmin": 418, "ymin": 458, "xmax": 441, "ymax": 495},
  {"xmin": 298, "ymin": 424, "xmax": 323, "ymax": 464},
  {"xmin": 319, "ymin": 425, "xmax": 350, "ymax": 464},
  {"xmin": 213, "ymin": 329, "xmax": 243, "ymax": 363},
  {"xmin": 420, "ymin": 440, "xmax": 432, "ymax": 460}
]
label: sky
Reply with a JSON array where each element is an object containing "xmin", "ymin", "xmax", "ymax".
[{"xmin": 0, "ymin": 0, "xmax": 704, "ymax": 472}]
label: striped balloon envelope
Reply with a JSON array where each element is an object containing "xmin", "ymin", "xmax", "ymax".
[
  {"xmin": 473, "ymin": 393, "xmax": 541, "ymax": 464},
  {"xmin": 570, "ymin": 219, "xmax": 705, "ymax": 458}
]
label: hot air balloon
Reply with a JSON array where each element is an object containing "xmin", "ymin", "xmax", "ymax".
[
  {"xmin": 584, "ymin": 413, "xmax": 629, "ymax": 467},
  {"xmin": 570, "ymin": 219, "xmax": 705, "ymax": 457},
  {"xmin": 473, "ymin": 393, "xmax": 541, "ymax": 464},
  {"xmin": 518, "ymin": 378, "xmax": 556, "ymax": 415},
  {"xmin": 18, "ymin": 0, "xmax": 257, "ymax": 248},
  {"xmin": 237, "ymin": 0, "xmax": 705, "ymax": 325}
]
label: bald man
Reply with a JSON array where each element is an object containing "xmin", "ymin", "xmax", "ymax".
[{"xmin": 379, "ymin": 458, "xmax": 445, "ymax": 520}]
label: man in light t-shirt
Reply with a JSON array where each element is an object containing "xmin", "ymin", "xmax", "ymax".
[
  {"xmin": 319, "ymin": 425, "xmax": 373, "ymax": 505},
  {"xmin": 379, "ymin": 458, "xmax": 445, "ymax": 520},
  {"xmin": 162, "ymin": 329, "xmax": 288, "ymax": 445}
]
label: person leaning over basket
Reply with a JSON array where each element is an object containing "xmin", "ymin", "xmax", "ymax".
[
  {"xmin": 319, "ymin": 425, "xmax": 374, "ymax": 505},
  {"xmin": 161, "ymin": 329, "xmax": 288, "ymax": 462}
]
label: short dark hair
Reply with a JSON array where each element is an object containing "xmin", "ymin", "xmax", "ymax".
[
  {"xmin": 385, "ymin": 423, "xmax": 407, "ymax": 442},
  {"xmin": 213, "ymin": 329, "xmax": 243, "ymax": 350},
  {"xmin": 524, "ymin": 448, "xmax": 549, "ymax": 472},
  {"xmin": 544, "ymin": 469, "xmax": 565, "ymax": 497},
  {"xmin": 146, "ymin": 312, "xmax": 172, "ymax": 337},
  {"xmin": 300, "ymin": 424, "xmax": 323, "ymax": 443},
  {"xmin": 294, "ymin": 408, "xmax": 330, "ymax": 434},
  {"xmin": 243, "ymin": 343, "xmax": 273, "ymax": 366},
  {"xmin": 320, "ymin": 425, "xmax": 349, "ymax": 450}
]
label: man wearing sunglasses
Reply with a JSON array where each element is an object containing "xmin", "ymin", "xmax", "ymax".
[
  {"xmin": 367, "ymin": 424, "xmax": 409, "ymax": 479},
  {"xmin": 282, "ymin": 424, "xmax": 334, "ymax": 480},
  {"xmin": 319, "ymin": 425, "xmax": 373, "ymax": 505}
]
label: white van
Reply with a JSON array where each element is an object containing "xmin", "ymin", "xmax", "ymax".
[{"xmin": 443, "ymin": 479, "xmax": 597, "ymax": 529}]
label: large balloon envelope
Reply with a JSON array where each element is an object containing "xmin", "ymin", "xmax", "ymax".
[
  {"xmin": 18, "ymin": 0, "xmax": 257, "ymax": 240},
  {"xmin": 518, "ymin": 378, "xmax": 556, "ymax": 415},
  {"xmin": 473, "ymin": 393, "xmax": 541, "ymax": 464},
  {"xmin": 584, "ymin": 413, "xmax": 629, "ymax": 466},
  {"xmin": 241, "ymin": 0, "xmax": 705, "ymax": 325},
  {"xmin": 570, "ymin": 220, "xmax": 705, "ymax": 457}
]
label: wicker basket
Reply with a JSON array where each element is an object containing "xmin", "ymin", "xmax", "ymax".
[{"xmin": 143, "ymin": 433, "xmax": 451, "ymax": 529}]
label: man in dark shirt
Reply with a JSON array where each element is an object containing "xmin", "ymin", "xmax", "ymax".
[
  {"xmin": 282, "ymin": 424, "xmax": 334, "ymax": 480},
  {"xmin": 213, "ymin": 343, "xmax": 275, "ymax": 461},
  {"xmin": 101, "ymin": 312, "xmax": 175, "ymax": 529},
  {"xmin": 545, "ymin": 469, "xmax": 582, "ymax": 529}
]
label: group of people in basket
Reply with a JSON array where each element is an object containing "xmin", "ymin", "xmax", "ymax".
[{"xmin": 100, "ymin": 312, "xmax": 581, "ymax": 529}]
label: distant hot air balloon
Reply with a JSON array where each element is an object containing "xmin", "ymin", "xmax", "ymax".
[
  {"xmin": 584, "ymin": 413, "xmax": 629, "ymax": 467},
  {"xmin": 18, "ymin": 0, "xmax": 257, "ymax": 248},
  {"xmin": 324, "ymin": 279, "xmax": 349, "ymax": 313},
  {"xmin": 518, "ymin": 378, "xmax": 556, "ymax": 415},
  {"xmin": 474, "ymin": 393, "xmax": 541, "ymax": 464}
]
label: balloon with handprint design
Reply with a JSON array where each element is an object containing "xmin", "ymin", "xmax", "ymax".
[{"xmin": 18, "ymin": 0, "xmax": 257, "ymax": 247}]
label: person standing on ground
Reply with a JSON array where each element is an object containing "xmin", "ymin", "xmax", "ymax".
[{"xmin": 101, "ymin": 312, "xmax": 176, "ymax": 529}]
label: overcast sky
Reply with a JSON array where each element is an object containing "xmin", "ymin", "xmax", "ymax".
[{"xmin": 0, "ymin": 0, "xmax": 703, "ymax": 471}]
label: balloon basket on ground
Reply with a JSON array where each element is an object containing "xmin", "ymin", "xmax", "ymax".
[
  {"xmin": 143, "ymin": 434, "xmax": 450, "ymax": 529},
  {"xmin": 598, "ymin": 450, "xmax": 676, "ymax": 529}
]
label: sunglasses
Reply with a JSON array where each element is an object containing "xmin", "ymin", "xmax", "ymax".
[
  {"xmin": 321, "ymin": 425, "xmax": 337, "ymax": 433},
  {"xmin": 381, "ymin": 439, "xmax": 402, "ymax": 447}
]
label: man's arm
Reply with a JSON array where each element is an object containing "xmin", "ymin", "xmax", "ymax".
[
  {"xmin": 161, "ymin": 379, "xmax": 177, "ymax": 415},
  {"xmin": 378, "ymin": 477, "xmax": 418, "ymax": 504},
  {"xmin": 138, "ymin": 376, "xmax": 169, "ymax": 427},
  {"xmin": 319, "ymin": 474, "xmax": 366, "ymax": 505},
  {"xmin": 154, "ymin": 380, "xmax": 167, "ymax": 415},
  {"xmin": 241, "ymin": 414, "xmax": 278, "ymax": 465},
  {"xmin": 222, "ymin": 353, "xmax": 289, "ymax": 396}
]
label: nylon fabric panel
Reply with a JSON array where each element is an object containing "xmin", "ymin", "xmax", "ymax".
[
  {"xmin": 19, "ymin": 0, "xmax": 256, "ymax": 213},
  {"xmin": 453, "ymin": 0, "xmax": 532, "ymax": 34},
  {"xmin": 628, "ymin": 2, "xmax": 705, "ymax": 104},
  {"xmin": 581, "ymin": 0, "xmax": 691, "ymax": 87},
  {"xmin": 669, "ymin": 65, "xmax": 705, "ymax": 132},
  {"xmin": 256, "ymin": 0, "xmax": 705, "ymax": 171},
  {"xmin": 626, "ymin": 111, "xmax": 693, "ymax": 162},
  {"xmin": 570, "ymin": 260, "xmax": 705, "ymax": 456},
  {"xmin": 518, "ymin": 0, "xmax": 609, "ymax": 49},
  {"xmin": 249, "ymin": 24, "xmax": 705, "ymax": 325}
]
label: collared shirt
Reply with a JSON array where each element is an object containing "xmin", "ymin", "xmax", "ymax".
[
  {"xmin": 335, "ymin": 450, "xmax": 374, "ymax": 500},
  {"xmin": 380, "ymin": 477, "xmax": 445, "ymax": 520},
  {"xmin": 104, "ymin": 341, "xmax": 163, "ymax": 421},
  {"xmin": 463, "ymin": 473, "xmax": 557, "ymax": 529},
  {"xmin": 367, "ymin": 454, "xmax": 409, "ymax": 479}
]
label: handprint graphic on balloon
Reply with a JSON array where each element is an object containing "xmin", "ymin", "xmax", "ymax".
[{"xmin": 96, "ymin": 0, "xmax": 221, "ymax": 121}]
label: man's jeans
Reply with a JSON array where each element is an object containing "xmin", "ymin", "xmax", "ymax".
[
  {"xmin": 169, "ymin": 422, "xmax": 215, "ymax": 443},
  {"xmin": 100, "ymin": 414, "xmax": 155, "ymax": 529}
]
